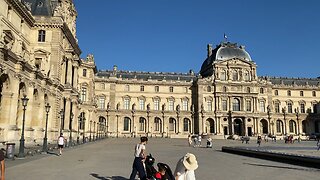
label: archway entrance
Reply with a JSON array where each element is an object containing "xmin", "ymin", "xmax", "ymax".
[
  {"xmin": 234, "ymin": 119, "xmax": 243, "ymax": 136},
  {"xmin": 205, "ymin": 118, "xmax": 215, "ymax": 134},
  {"xmin": 260, "ymin": 119, "xmax": 268, "ymax": 134}
]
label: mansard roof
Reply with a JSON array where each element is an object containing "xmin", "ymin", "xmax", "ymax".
[
  {"xmin": 96, "ymin": 69, "xmax": 197, "ymax": 82},
  {"xmin": 22, "ymin": 0, "xmax": 57, "ymax": 16},
  {"xmin": 269, "ymin": 77, "xmax": 320, "ymax": 87}
]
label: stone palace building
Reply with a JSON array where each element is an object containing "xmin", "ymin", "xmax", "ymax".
[{"xmin": 0, "ymin": 0, "xmax": 319, "ymax": 146}]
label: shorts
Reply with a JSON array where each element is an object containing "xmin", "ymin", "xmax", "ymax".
[{"xmin": 58, "ymin": 145, "xmax": 64, "ymax": 148}]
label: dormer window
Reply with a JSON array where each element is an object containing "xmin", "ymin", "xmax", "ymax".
[{"xmin": 38, "ymin": 30, "xmax": 46, "ymax": 42}]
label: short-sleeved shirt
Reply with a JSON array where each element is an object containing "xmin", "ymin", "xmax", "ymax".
[
  {"xmin": 0, "ymin": 150, "xmax": 4, "ymax": 161},
  {"xmin": 58, "ymin": 136, "xmax": 64, "ymax": 145},
  {"xmin": 134, "ymin": 143, "xmax": 145, "ymax": 158}
]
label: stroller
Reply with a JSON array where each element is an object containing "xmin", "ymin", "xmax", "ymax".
[{"xmin": 145, "ymin": 154, "xmax": 175, "ymax": 180}]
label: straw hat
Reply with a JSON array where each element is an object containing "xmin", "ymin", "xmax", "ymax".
[{"xmin": 182, "ymin": 153, "xmax": 198, "ymax": 170}]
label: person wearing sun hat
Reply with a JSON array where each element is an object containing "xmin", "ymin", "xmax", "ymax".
[{"xmin": 174, "ymin": 153, "xmax": 198, "ymax": 180}]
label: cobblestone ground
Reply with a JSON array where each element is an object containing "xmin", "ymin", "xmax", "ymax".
[{"xmin": 6, "ymin": 138, "xmax": 320, "ymax": 180}]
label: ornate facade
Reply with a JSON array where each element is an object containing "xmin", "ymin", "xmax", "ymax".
[{"xmin": 0, "ymin": 0, "xmax": 320, "ymax": 146}]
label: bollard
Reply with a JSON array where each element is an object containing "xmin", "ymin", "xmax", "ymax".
[{"xmin": 6, "ymin": 143, "xmax": 15, "ymax": 159}]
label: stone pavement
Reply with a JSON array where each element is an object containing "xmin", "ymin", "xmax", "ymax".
[{"xmin": 5, "ymin": 138, "xmax": 320, "ymax": 180}]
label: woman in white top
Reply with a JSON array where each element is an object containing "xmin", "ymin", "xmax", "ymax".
[
  {"xmin": 174, "ymin": 153, "xmax": 198, "ymax": 180},
  {"xmin": 58, "ymin": 133, "xmax": 65, "ymax": 155}
]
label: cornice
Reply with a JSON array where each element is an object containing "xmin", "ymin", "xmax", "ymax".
[
  {"xmin": 6, "ymin": 0, "xmax": 35, "ymax": 26},
  {"xmin": 62, "ymin": 23, "xmax": 81, "ymax": 55}
]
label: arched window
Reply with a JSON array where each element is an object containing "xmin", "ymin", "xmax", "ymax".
[
  {"xmin": 232, "ymin": 70, "xmax": 238, "ymax": 81},
  {"xmin": 287, "ymin": 90, "xmax": 291, "ymax": 96},
  {"xmin": 220, "ymin": 70, "xmax": 226, "ymax": 81},
  {"xmin": 287, "ymin": 102, "xmax": 293, "ymax": 113},
  {"xmin": 139, "ymin": 117, "xmax": 145, "ymax": 131},
  {"xmin": 274, "ymin": 102, "xmax": 280, "ymax": 113},
  {"xmin": 244, "ymin": 70, "xmax": 250, "ymax": 81},
  {"xmin": 289, "ymin": 120, "xmax": 296, "ymax": 133},
  {"xmin": 232, "ymin": 98, "xmax": 240, "ymax": 111},
  {"xmin": 276, "ymin": 120, "xmax": 283, "ymax": 133},
  {"xmin": 154, "ymin": 117, "xmax": 161, "ymax": 132},
  {"xmin": 207, "ymin": 86, "xmax": 211, "ymax": 92},
  {"xmin": 169, "ymin": 118, "xmax": 175, "ymax": 131},
  {"xmin": 183, "ymin": 118, "xmax": 191, "ymax": 132},
  {"xmin": 260, "ymin": 88, "xmax": 264, "ymax": 94},
  {"xmin": 275, "ymin": 90, "xmax": 278, "ymax": 96},
  {"xmin": 124, "ymin": 117, "xmax": 130, "ymax": 131}
]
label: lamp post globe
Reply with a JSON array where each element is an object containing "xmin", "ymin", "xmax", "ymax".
[
  {"xmin": 18, "ymin": 95, "xmax": 29, "ymax": 158},
  {"xmin": 42, "ymin": 103, "xmax": 51, "ymax": 153}
]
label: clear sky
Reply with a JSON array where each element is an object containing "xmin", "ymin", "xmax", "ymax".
[{"xmin": 74, "ymin": 0, "xmax": 320, "ymax": 78}]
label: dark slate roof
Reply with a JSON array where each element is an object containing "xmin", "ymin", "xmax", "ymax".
[
  {"xmin": 200, "ymin": 42, "xmax": 252, "ymax": 78},
  {"xmin": 269, "ymin": 77, "xmax": 320, "ymax": 86},
  {"xmin": 96, "ymin": 70, "xmax": 197, "ymax": 82},
  {"xmin": 22, "ymin": 0, "xmax": 54, "ymax": 16}
]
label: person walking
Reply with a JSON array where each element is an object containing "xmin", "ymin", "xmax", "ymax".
[
  {"xmin": 0, "ymin": 150, "xmax": 5, "ymax": 180},
  {"xmin": 174, "ymin": 153, "xmax": 198, "ymax": 180},
  {"xmin": 58, "ymin": 133, "xmax": 65, "ymax": 156},
  {"xmin": 129, "ymin": 136, "xmax": 148, "ymax": 180},
  {"xmin": 188, "ymin": 135, "xmax": 192, "ymax": 147}
]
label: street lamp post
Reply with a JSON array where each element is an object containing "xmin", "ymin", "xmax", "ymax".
[
  {"xmin": 82, "ymin": 117, "xmax": 86, "ymax": 143},
  {"xmin": 295, "ymin": 108, "xmax": 300, "ymax": 135},
  {"xmin": 18, "ymin": 95, "xmax": 29, "ymax": 158},
  {"xmin": 267, "ymin": 105, "xmax": 271, "ymax": 135},
  {"xmin": 42, "ymin": 103, "xmax": 51, "ymax": 153},
  {"xmin": 77, "ymin": 115, "xmax": 80, "ymax": 144},
  {"xmin": 59, "ymin": 109, "xmax": 64, "ymax": 133},
  {"xmin": 69, "ymin": 112, "xmax": 74, "ymax": 146},
  {"xmin": 89, "ymin": 120, "xmax": 92, "ymax": 141},
  {"xmin": 282, "ymin": 107, "xmax": 287, "ymax": 135},
  {"xmin": 93, "ymin": 121, "xmax": 96, "ymax": 141}
]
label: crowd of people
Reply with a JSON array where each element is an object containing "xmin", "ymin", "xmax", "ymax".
[{"xmin": 129, "ymin": 136, "xmax": 199, "ymax": 180}]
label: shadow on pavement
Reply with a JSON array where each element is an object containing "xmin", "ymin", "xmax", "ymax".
[
  {"xmin": 90, "ymin": 173, "xmax": 128, "ymax": 180},
  {"xmin": 46, "ymin": 151, "xmax": 60, "ymax": 156}
]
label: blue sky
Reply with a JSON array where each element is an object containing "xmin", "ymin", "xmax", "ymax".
[{"xmin": 74, "ymin": 0, "xmax": 320, "ymax": 78}]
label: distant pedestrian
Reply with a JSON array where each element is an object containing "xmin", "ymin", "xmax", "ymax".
[
  {"xmin": 0, "ymin": 150, "xmax": 5, "ymax": 180},
  {"xmin": 174, "ymin": 153, "xmax": 198, "ymax": 180},
  {"xmin": 188, "ymin": 135, "xmax": 192, "ymax": 147},
  {"xmin": 129, "ymin": 136, "xmax": 148, "ymax": 180},
  {"xmin": 198, "ymin": 135, "xmax": 202, "ymax": 147},
  {"xmin": 58, "ymin": 133, "xmax": 65, "ymax": 155},
  {"xmin": 257, "ymin": 135, "xmax": 262, "ymax": 147}
]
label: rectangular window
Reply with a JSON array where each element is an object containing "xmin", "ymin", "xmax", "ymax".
[
  {"xmin": 185, "ymin": 87, "xmax": 188, "ymax": 93},
  {"xmin": 169, "ymin": 100, "xmax": 174, "ymax": 111},
  {"xmin": 139, "ymin": 99, "xmax": 145, "ymax": 110},
  {"xmin": 38, "ymin": 30, "xmax": 46, "ymax": 42},
  {"xmin": 312, "ymin": 91, "xmax": 316, "ymax": 97},
  {"xmin": 124, "ymin": 99, "xmax": 130, "ymax": 110},
  {"xmin": 222, "ymin": 100, "xmax": 227, "ymax": 111},
  {"xmin": 124, "ymin": 118, "xmax": 130, "ymax": 131},
  {"xmin": 101, "ymin": 83, "xmax": 105, "ymax": 89},
  {"xmin": 169, "ymin": 86, "xmax": 173, "ymax": 92},
  {"xmin": 125, "ymin": 85, "xmax": 130, "ymax": 91},
  {"xmin": 182, "ymin": 100, "xmax": 188, "ymax": 111},
  {"xmin": 81, "ymin": 87, "xmax": 87, "ymax": 102},
  {"xmin": 83, "ymin": 69, "xmax": 87, "ymax": 77},
  {"xmin": 300, "ymin": 104, "xmax": 305, "ymax": 113},
  {"xmin": 139, "ymin": 118, "xmax": 145, "ymax": 131},
  {"xmin": 140, "ymin": 86, "xmax": 144, "ymax": 92},
  {"xmin": 35, "ymin": 58, "xmax": 42, "ymax": 70},
  {"xmin": 246, "ymin": 100, "xmax": 251, "ymax": 112},
  {"xmin": 155, "ymin": 86, "xmax": 159, "ymax": 92},
  {"xmin": 287, "ymin": 103, "xmax": 293, "ymax": 113},
  {"xmin": 259, "ymin": 101, "xmax": 265, "ymax": 112},
  {"xmin": 207, "ymin": 100, "xmax": 212, "ymax": 111},
  {"xmin": 154, "ymin": 99, "xmax": 160, "ymax": 111},
  {"xmin": 99, "ymin": 97, "xmax": 105, "ymax": 109},
  {"xmin": 275, "ymin": 103, "xmax": 280, "ymax": 113}
]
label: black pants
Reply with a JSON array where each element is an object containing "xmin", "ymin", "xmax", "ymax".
[{"xmin": 129, "ymin": 157, "xmax": 146, "ymax": 180}]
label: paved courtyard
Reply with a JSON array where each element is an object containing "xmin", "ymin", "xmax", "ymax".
[{"xmin": 6, "ymin": 138, "xmax": 320, "ymax": 180}]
